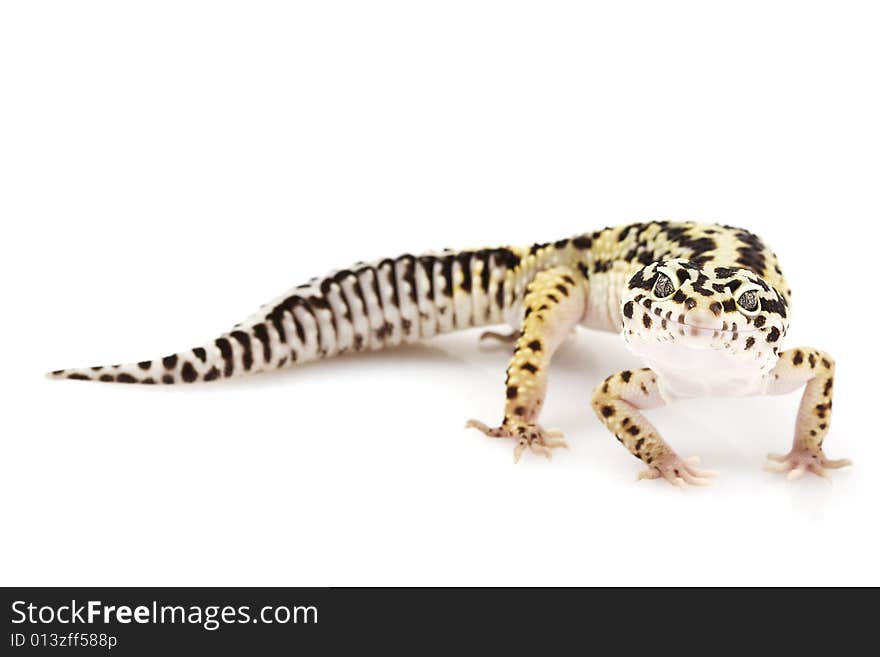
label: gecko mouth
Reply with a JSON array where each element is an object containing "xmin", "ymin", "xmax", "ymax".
[{"xmin": 635, "ymin": 303, "xmax": 762, "ymax": 337}]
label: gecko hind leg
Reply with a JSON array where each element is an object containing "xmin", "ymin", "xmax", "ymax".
[{"xmin": 479, "ymin": 328, "xmax": 522, "ymax": 344}]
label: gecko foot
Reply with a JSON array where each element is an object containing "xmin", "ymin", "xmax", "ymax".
[
  {"xmin": 465, "ymin": 419, "xmax": 568, "ymax": 463},
  {"xmin": 637, "ymin": 455, "xmax": 718, "ymax": 487},
  {"xmin": 479, "ymin": 328, "xmax": 521, "ymax": 344},
  {"xmin": 764, "ymin": 448, "xmax": 852, "ymax": 480}
]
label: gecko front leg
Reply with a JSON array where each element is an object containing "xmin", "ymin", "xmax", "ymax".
[
  {"xmin": 591, "ymin": 368, "xmax": 717, "ymax": 486},
  {"xmin": 467, "ymin": 266, "xmax": 586, "ymax": 462},
  {"xmin": 763, "ymin": 348, "xmax": 851, "ymax": 479}
]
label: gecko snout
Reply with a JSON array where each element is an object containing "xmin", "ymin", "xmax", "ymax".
[{"xmin": 683, "ymin": 308, "xmax": 722, "ymax": 332}]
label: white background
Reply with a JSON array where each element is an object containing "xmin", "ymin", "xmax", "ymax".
[{"xmin": 2, "ymin": 1, "xmax": 878, "ymax": 586}]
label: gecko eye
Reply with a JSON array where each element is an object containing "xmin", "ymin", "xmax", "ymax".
[
  {"xmin": 737, "ymin": 290, "xmax": 759, "ymax": 312},
  {"xmin": 653, "ymin": 273, "xmax": 675, "ymax": 298}
]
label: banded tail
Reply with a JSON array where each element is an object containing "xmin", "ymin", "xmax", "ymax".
[{"xmin": 48, "ymin": 244, "xmax": 545, "ymax": 384}]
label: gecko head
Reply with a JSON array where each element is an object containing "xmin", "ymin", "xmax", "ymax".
[{"xmin": 619, "ymin": 259, "xmax": 790, "ymax": 388}]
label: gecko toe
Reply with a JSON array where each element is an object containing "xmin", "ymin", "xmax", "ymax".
[
  {"xmin": 468, "ymin": 418, "xmax": 568, "ymax": 463},
  {"xmin": 639, "ymin": 454, "xmax": 715, "ymax": 488},
  {"xmin": 764, "ymin": 447, "xmax": 851, "ymax": 480}
]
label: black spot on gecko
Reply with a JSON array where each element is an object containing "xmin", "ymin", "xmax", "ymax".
[
  {"xmin": 745, "ymin": 337, "xmax": 755, "ymax": 350},
  {"xmin": 506, "ymin": 386, "xmax": 518, "ymax": 399},
  {"xmin": 203, "ymin": 367, "xmax": 220, "ymax": 382},
  {"xmin": 116, "ymin": 373, "xmax": 136, "ymax": 383},
  {"xmin": 760, "ymin": 295, "xmax": 787, "ymax": 318},
  {"xmin": 192, "ymin": 347, "xmax": 207, "ymax": 363},
  {"xmin": 418, "ymin": 256, "xmax": 437, "ymax": 301},
  {"xmin": 793, "ymin": 350, "xmax": 804, "ymax": 366},
  {"xmin": 475, "ymin": 250, "xmax": 492, "ymax": 293},
  {"xmin": 138, "ymin": 360, "xmax": 152, "ymax": 370},
  {"xmin": 627, "ymin": 268, "xmax": 654, "ymax": 291},
  {"xmin": 440, "ymin": 256, "xmax": 454, "ymax": 297},
  {"xmin": 691, "ymin": 274, "xmax": 714, "ymax": 296},
  {"xmin": 162, "ymin": 354, "xmax": 178, "ymax": 369},
  {"xmin": 215, "ymin": 338, "xmax": 235, "ymax": 377},
  {"xmin": 601, "ymin": 405, "xmax": 615, "ymax": 417},
  {"xmin": 766, "ymin": 326, "xmax": 780, "ymax": 343},
  {"xmin": 620, "ymin": 370, "xmax": 632, "ymax": 383},
  {"xmin": 456, "ymin": 252, "xmax": 473, "ymax": 292},
  {"xmin": 231, "ymin": 330, "xmax": 254, "ymax": 371},
  {"xmin": 495, "ymin": 280, "xmax": 505, "ymax": 309},
  {"xmin": 267, "ymin": 308, "xmax": 287, "ymax": 344},
  {"xmin": 493, "ymin": 247, "xmax": 521, "ymax": 269},
  {"xmin": 181, "ymin": 362, "xmax": 198, "ymax": 383},
  {"xmin": 251, "ymin": 323, "xmax": 272, "ymax": 364},
  {"xmin": 637, "ymin": 251, "xmax": 654, "ymax": 266}
]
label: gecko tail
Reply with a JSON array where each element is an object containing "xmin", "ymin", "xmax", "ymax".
[
  {"xmin": 46, "ymin": 342, "xmax": 241, "ymax": 385},
  {"xmin": 47, "ymin": 244, "xmax": 533, "ymax": 385}
]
